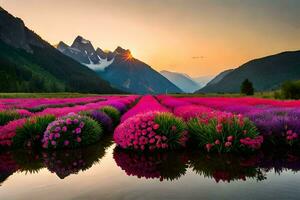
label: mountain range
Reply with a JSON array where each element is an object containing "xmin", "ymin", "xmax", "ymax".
[
  {"xmin": 0, "ymin": 7, "xmax": 118, "ymax": 93},
  {"xmin": 199, "ymin": 51, "xmax": 300, "ymax": 93},
  {"xmin": 1, "ymin": 6, "xmax": 300, "ymax": 95},
  {"xmin": 57, "ymin": 37, "xmax": 182, "ymax": 94},
  {"xmin": 192, "ymin": 75, "xmax": 214, "ymax": 88},
  {"xmin": 160, "ymin": 70, "xmax": 201, "ymax": 93}
]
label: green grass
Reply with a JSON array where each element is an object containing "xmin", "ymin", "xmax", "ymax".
[
  {"xmin": 0, "ymin": 93, "xmax": 126, "ymax": 98},
  {"xmin": 0, "ymin": 91, "xmax": 277, "ymax": 99},
  {"xmin": 169, "ymin": 91, "xmax": 277, "ymax": 99}
]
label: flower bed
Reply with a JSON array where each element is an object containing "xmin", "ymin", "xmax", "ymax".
[
  {"xmin": 160, "ymin": 95, "xmax": 300, "ymax": 148},
  {"xmin": 121, "ymin": 95, "xmax": 168, "ymax": 123},
  {"xmin": 0, "ymin": 96, "xmax": 107, "ymax": 111},
  {"xmin": 41, "ymin": 113, "xmax": 102, "ymax": 149},
  {"xmin": 187, "ymin": 111, "xmax": 263, "ymax": 153},
  {"xmin": 114, "ymin": 112, "xmax": 188, "ymax": 151},
  {"xmin": 0, "ymin": 96, "xmax": 139, "ymax": 149}
]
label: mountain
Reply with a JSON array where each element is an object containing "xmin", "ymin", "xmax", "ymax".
[
  {"xmin": 192, "ymin": 75, "xmax": 214, "ymax": 88},
  {"xmin": 58, "ymin": 37, "xmax": 182, "ymax": 94},
  {"xmin": 203, "ymin": 69, "xmax": 234, "ymax": 87},
  {"xmin": 198, "ymin": 51, "xmax": 300, "ymax": 93},
  {"xmin": 0, "ymin": 7, "xmax": 118, "ymax": 93},
  {"xmin": 56, "ymin": 37, "xmax": 115, "ymax": 71},
  {"xmin": 160, "ymin": 70, "xmax": 200, "ymax": 93}
]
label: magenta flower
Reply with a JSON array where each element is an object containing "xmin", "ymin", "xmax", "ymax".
[
  {"xmin": 64, "ymin": 140, "xmax": 70, "ymax": 146},
  {"xmin": 66, "ymin": 118, "xmax": 72, "ymax": 125},
  {"xmin": 227, "ymin": 136, "xmax": 233, "ymax": 142},
  {"xmin": 225, "ymin": 142, "xmax": 232, "ymax": 147},
  {"xmin": 75, "ymin": 128, "xmax": 81, "ymax": 134},
  {"xmin": 62, "ymin": 126, "xmax": 67, "ymax": 132},
  {"xmin": 153, "ymin": 124, "xmax": 160, "ymax": 130}
]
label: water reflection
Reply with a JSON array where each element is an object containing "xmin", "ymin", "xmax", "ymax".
[
  {"xmin": 113, "ymin": 148, "xmax": 189, "ymax": 181},
  {"xmin": 0, "ymin": 152, "xmax": 19, "ymax": 185},
  {"xmin": 188, "ymin": 151, "xmax": 266, "ymax": 182},
  {"xmin": 0, "ymin": 135, "xmax": 113, "ymax": 184},
  {"xmin": 1, "ymin": 140, "xmax": 300, "ymax": 186},
  {"xmin": 114, "ymin": 148, "xmax": 300, "ymax": 183}
]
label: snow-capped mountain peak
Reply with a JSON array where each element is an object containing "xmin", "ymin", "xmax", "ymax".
[{"xmin": 57, "ymin": 36, "xmax": 115, "ymax": 71}]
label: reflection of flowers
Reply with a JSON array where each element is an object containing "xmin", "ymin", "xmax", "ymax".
[
  {"xmin": 0, "ymin": 152, "xmax": 19, "ymax": 185},
  {"xmin": 258, "ymin": 150, "xmax": 300, "ymax": 174},
  {"xmin": 42, "ymin": 137, "xmax": 112, "ymax": 179},
  {"xmin": 12, "ymin": 150, "xmax": 44, "ymax": 174},
  {"xmin": 188, "ymin": 151, "xmax": 266, "ymax": 183},
  {"xmin": 113, "ymin": 148, "xmax": 188, "ymax": 181}
]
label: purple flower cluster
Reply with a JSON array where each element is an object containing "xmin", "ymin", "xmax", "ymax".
[
  {"xmin": 91, "ymin": 110, "xmax": 113, "ymax": 132},
  {"xmin": 42, "ymin": 113, "xmax": 85, "ymax": 149}
]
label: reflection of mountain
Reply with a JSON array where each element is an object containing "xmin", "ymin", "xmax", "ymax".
[{"xmin": 113, "ymin": 148, "xmax": 188, "ymax": 181}]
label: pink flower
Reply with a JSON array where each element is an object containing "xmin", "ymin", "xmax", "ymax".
[
  {"xmin": 62, "ymin": 126, "xmax": 67, "ymax": 132},
  {"xmin": 141, "ymin": 130, "xmax": 147, "ymax": 135},
  {"xmin": 205, "ymin": 143, "xmax": 213, "ymax": 152},
  {"xmin": 227, "ymin": 136, "xmax": 233, "ymax": 142},
  {"xmin": 292, "ymin": 133, "xmax": 298, "ymax": 139},
  {"xmin": 225, "ymin": 142, "xmax": 232, "ymax": 147},
  {"xmin": 287, "ymin": 130, "xmax": 293, "ymax": 135},
  {"xmin": 287, "ymin": 136, "xmax": 294, "ymax": 140},
  {"xmin": 73, "ymin": 119, "xmax": 79, "ymax": 124},
  {"xmin": 153, "ymin": 124, "xmax": 160, "ymax": 130},
  {"xmin": 51, "ymin": 141, "xmax": 56, "ymax": 146},
  {"xmin": 64, "ymin": 140, "xmax": 70, "ymax": 146},
  {"xmin": 216, "ymin": 124, "xmax": 222, "ymax": 133},
  {"xmin": 75, "ymin": 128, "xmax": 81, "ymax": 134},
  {"xmin": 77, "ymin": 137, "xmax": 82, "ymax": 142},
  {"xmin": 149, "ymin": 138, "xmax": 155, "ymax": 144},
  {"xmin": 215, "ymin": 139, "xmax": 220, "ymax": 145},
  {"xmin": 66, "ymin": 118, "xmax": 72, "ymax": 125},
  {"xmin": 171, "ymin": 125, "xmax": 177, "ymax": 131},
  {"xmin": 54, "ymin": 127, "xmax": 61, "ymax": 132},
  {"xmin": 79, "ymin": 122, "xmax": 85, "ymax": 128}
]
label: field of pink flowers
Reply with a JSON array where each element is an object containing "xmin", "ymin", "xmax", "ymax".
[
  {"xmin": 1, "ymin": 95, "xmax": 300, "ymax": 152},
  {"xmin": 0, "ymin": 95, "xmax": 138, "ymax": 148}
]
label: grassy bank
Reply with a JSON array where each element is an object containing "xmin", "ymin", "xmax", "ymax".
[
  {"xmin": 0, "ymin": 93, "xmax": 103, "ymax": 98},
  {"xmin": 170, "ymin": 91, "xmax": 276, "ymax": 99}
]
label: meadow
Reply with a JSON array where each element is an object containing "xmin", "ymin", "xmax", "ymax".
[
  {"xmin": 1, "ymin": 94, "xmax": 300, "ymax": 199},
  {"xmin": 0, "ymin": 94, "xmax": 299, "ymax": 151}
]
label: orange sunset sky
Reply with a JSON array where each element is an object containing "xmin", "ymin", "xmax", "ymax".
[{"xmin": 1, "ymin": 0, "xmax": 300, "ymax": 77}]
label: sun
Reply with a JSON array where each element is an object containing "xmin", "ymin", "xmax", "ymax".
[{"xmin": 124, "ymin": 51, "xmax": 133, "ymax": 61}]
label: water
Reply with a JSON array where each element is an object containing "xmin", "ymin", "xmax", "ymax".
[{"xmin": 0, "ymin": 136, "xmax": 300, "ymax": 200}]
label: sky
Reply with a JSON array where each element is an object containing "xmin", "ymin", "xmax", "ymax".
[{"xmin": 1, "ymin": 0, "xmax": 300, "ymax": 77}]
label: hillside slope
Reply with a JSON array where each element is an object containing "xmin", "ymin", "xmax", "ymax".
[
  {"xmin": 198, "ymin": 51, "xmax": 300, "ymax": 93},
  {"xmin": 0, "ymin": 7, "xmax": 118, "ymax": 93}
]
